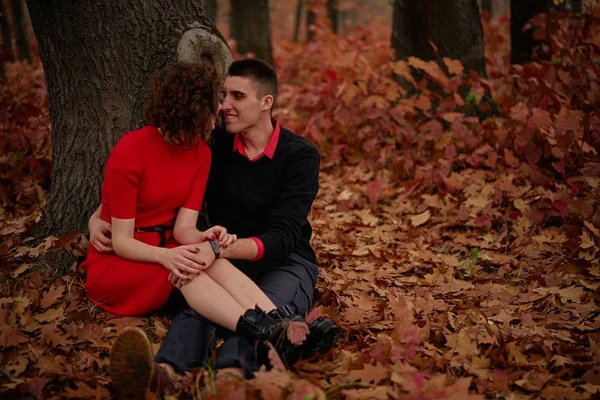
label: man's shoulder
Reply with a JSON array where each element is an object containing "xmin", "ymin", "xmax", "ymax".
[{"xmin": 278, "ymin": 127, "xmax": 319, "ymax": 156}]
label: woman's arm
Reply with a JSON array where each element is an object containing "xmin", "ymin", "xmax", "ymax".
[
  {"xmin": 111, "ymin": 217, "xmax": 205, "ymax": 279},
  {"xmin": 173, "ymin": 207, "xmax": 237, "ymax": 247},
  {"xmin": 173, "ymin": 208, "xmax": 206, "ymax": 244}
]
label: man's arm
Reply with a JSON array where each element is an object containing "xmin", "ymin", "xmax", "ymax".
[
  {"xmin": 89, "ymin": 204, "xmax": 113, "ymax": 252},
  {"xmin": 245, "ymin": 145, "xmax": 320, "ymax": 262}
]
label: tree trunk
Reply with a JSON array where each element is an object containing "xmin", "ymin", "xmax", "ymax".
[
  {"xmin": 0, "ymin": 0, "xmax": 12, "ymax": 79},
  {"xmin": 480, "ymin": 0, "xmax": 492, "ymax": 16},
  {"xmin": 26, "ymin": 0, "xmax": 231, "ymax": 237},
  {"xmin": 571, "ymin": 0, "xmax": 582, "ymax": 13},
  {"xmin": 203, "ymin": 0, "xmax": 217, "ymax": 22},
  {"xmin": 293, "ymin": 0, "xmax": 303, "ymax": 42},
  {"xmin": 230, "ymin": 0, "xmax": 273, "ymax": 65},
  {"xmin": 391, "ymin": 0, "xmax": 486, "ymax": 77},
  {"xmin": 510, "ymin": 0, "xmax": 548, "ymax": 64},
  {"xmin": 327, "ymin": 0, "xmax": 338, "ymax": 34},
  {"xmin": 11, "ymin": 0, "xmax": 30, "ymax": 62},
  {"xmin": 491, "ymin": 0, "xmax": 508, "ymax": 18},
  {"xmin": 306, "ymin": 0, "xmax": 316, "ymax": 42}
]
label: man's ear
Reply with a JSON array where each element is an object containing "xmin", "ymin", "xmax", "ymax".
[{"xmin": 261, "ymin": 95, "xmax": 274, "ymax": 111}]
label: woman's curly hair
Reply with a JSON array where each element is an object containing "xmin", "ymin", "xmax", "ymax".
[{"xmin": 144, "ymin": 62, "xmax": 221, "ymax": 147}]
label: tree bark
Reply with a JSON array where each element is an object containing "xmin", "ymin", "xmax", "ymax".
[
  {"xmin": 203, "ymin": 0, "xmax": 217, "ymax": 22},
  {"xmin": 571, "ymin": 0, "xmax": 582, "ymax": 13},
  {"xmin": 327, "ymin": 0, "xmax": 338, "ymax": 34},
  {"xmin": 510, "ymin": 0, "xmax": 548, "ymax": 64},
  {"xmin": 26, "ymin": 0, "xmax": 231, "ymax": 237},
  {"xmin": 391, "ymin": 0, "xmax": 486, "ymax": 77},
  {"xmin": 306, "ymin": 0, "xmax": 316, "ymax": 42},
  {"xmin": 230, "ymin": 0, "xmax": 273, "ymax": 65},
  {"xmin": 11, "ymin": 0, "xmax": 30, "ymax": 62},
  {"xmin": 293, "ymin": 0, "xmax": 303, "ymax": 42}
]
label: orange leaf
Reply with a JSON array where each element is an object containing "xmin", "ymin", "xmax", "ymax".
[
  {"xmin": 443, "ymin": 57, "xmax": 464, "ymax": 75},
  {"xmin": 346, "ymin": 362, "xmax": 388, "ymax": 384}
]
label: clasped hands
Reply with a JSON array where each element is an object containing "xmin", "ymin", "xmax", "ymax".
[
  {"xmin": 88, "ymin": 218, "xmax": 236, "ymax": 289},
  {"xmin": 165, "ymin": 227, "xmax": 236, "ymax": 288}
]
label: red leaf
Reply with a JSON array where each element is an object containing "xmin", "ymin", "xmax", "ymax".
[
  {"xmin": 567, "ymin": 179, "xmax": 580, "ymax": 195},
  {"xmin": 305, "ymin": 307, "xmax": 323, "ymax": 324},
  {"xmin": 554, "ymin": 200, "xmax": 568, "ymax": 218},
  {"xmin": 286, "ymin": 321, "xmax": 309, "ymax": 345}
]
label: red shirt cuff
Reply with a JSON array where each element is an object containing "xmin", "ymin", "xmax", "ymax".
[{"xmin": 249, "ymin": 237, "xmax": 264, "ymax": 262}]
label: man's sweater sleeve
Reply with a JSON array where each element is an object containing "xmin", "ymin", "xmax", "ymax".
[{"xmin": 256, "ymin": 145, "xmax": 320, "ymax": 261}]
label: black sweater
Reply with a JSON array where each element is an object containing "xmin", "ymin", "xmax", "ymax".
[{"xmin": 205, "ymin": 126, "xmax": 320, "ymax": 264}]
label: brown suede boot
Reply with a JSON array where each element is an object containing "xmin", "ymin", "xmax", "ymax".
[{"xmin": 110, "ymin": 327, "xmax": 169, "ymax": 400}]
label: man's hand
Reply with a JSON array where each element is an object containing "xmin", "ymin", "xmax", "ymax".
[
  {"xmin": 89, "ymin": 214, "xmax": 113, "ymax": 252},
  {"xmin": 199, "ymin": 225, "xmax": 237, "ymax": 248}
]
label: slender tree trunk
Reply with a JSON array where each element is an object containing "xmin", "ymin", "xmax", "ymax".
[
  {"xmin": 510, "ymin": 0, "xmax": 548, "ymax": 64},
  {"xmin": 327, "ymin": 0, "xmax": 338, "ymax": 34},
  {"xmin": 571, "ymin": 0, "xmax": 582, "ymax": 13},
  {"xmin": 391, "ymin": 0, "xmax": 486, "ymax": 77},
  {"xmin": 492, "ymin": 0, "xmax": 508, "ymax": 18},
  {"xmin": 306, "ymin": 0, "xmax": 316, "ymax": 42},
  {"xmin": 293, "ymin": 0, "xmax": 303, "ymax": 42},
  {"xmin": 1, "ymin": 0, "xmax": 12, "ymax": 79},
  {"xmin": 481, "ymin": 0, "xmax": 492, "ymax": 16},
  {"xmin": 11, "ymin": 0, "xmax": 30, "ymax": 62},
  {"xmin": 230, "ymin": 0, "xmax": 272, "ymax": 65},
  {"xmin": 26, "ymin": 0, "xmax": 231, "ymax": 237},
  {"xmin": 203, "ymin": 0, "xmax": 217, "ymax": 22}
]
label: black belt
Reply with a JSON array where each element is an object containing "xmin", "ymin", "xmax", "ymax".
[{"xmin": 134, "ymin": 224, "xmax": 173, "ymax": 247}]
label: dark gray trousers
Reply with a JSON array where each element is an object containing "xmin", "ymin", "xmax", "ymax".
[{"xmin": 154, "ymin": 254, "xmax": 318, "ymax": 376}]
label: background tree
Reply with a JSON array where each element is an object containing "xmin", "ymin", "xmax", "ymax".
[
  {"xmin": 306, "ymin": 0, "xmax": 317, "ymax": 42},
  {"xmin": 0, "ymin": 0, "xmax": 11, "ymax": 79},
  {"xmin": 510, "ymin": 0, "xmax": 549, "ymax": 64},
  {"xmin": 11, "ymin": 0, "xmax": 30, "ymax": 62},
  {"xmin": 293, "ymin": 0, "xmax": 303, "ymax": 42},
  {"xmin": 230, "ymin": 0, "xmax": 273, "ymax": 65},
  {"xmin": 391, "ymin": 0, "xmax": 486, "ymax": 77},
  {"xmin": 327, "ymin": 0, "xmax": 339, "ymax": 34},
  {"xmin": 203, "ymin": 0, "xmax": 217, "ymax": 23},
  {"xmin": 26, "ymin": 0, "xmax": 231, "ymax": 237}
]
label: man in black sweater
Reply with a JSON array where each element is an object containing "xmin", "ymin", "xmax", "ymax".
[{"xmin": 90, "ymin": 59, "xmax": 340, "ymax": 395}]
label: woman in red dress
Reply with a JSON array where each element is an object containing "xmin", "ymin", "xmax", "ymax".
[{"xmin": 82, "ymin": 63, "xmax": 302, "ymax": 351}]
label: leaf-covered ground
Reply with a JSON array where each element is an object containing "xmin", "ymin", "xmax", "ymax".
[{"xmin": 2, "ymin": 5, "xmax": 600, "ymax": 400}]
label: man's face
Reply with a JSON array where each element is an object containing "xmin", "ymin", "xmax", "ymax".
[{"xmin": 222, "ymin": 76, "xmax": 264, "ymax": 134}]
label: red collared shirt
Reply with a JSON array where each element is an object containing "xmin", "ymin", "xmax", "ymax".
[{"xmin": 233, "ymin": 119, "xmax": 281, "ymax": 161}]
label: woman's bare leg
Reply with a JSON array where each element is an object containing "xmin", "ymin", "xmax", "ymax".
[
  {"xmin": 204, "ymin": 259, "xmax": 276, "ymax": 312},
  {"xmin": 179, "ymin": 273, "xmax": 248, "ymax": 331}
]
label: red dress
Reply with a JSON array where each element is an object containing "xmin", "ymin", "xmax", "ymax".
[{"xmin": 82, "ymin": 126, "xmax": 211, "ymax": 316}]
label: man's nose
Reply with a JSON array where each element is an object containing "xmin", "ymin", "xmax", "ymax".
[{"xmin": 222, "ymin": 96, "xmax": 232, "ymax": 111}]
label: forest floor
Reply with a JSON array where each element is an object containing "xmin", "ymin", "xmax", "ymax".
[{"xmin": 1, "ymin": 12, "xmax": 600, "ymax": 400}]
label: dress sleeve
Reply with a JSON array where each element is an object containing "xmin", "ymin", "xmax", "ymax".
[
  {"xmin": 182, "ymin": 145, "xmax": 212, "ymax": 211},
  {"xmin": 105, "ymin": 136, "xmax": 143, "ymax": 219}
]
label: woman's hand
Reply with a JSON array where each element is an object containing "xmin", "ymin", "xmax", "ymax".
[
  {"xmin": 89, "ymin": 214, "xmax": 113, "ymax": 252},
  {"xmin": 200, "ymin": 225, "xmax": 237, "ymax": 248},
  {"xmin": 168, "ymin": 271, "xmax": 191, "ymax": 289},
  {"xmin": 160, "ymin": 245, "xmax": 207, "ymax": 280}
]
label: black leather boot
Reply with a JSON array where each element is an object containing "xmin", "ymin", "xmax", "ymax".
[
  {"xmin": 236, "ymin": 306, "xmax": 304, "ymax": 368},
  {"xmin": 266, "ymin": 306, "xmax": 342, "ymax": 360}
]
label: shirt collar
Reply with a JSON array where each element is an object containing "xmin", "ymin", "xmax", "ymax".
[{"xmin": 233, "ymin": 119, "xmax": 281, "ymax": 161}]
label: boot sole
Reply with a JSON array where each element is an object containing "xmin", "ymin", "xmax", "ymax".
[
  {"xmin": 302, "ymin": 319, "xmax": 342, "ymax": 359},
  {"xmin": 110, "ymin": 327, "xmax": 154, "ymax": 400}
]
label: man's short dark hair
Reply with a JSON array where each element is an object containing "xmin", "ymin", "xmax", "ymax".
[{"xmin": 228, "ymin": 58, "xmax": 278, "ymax": 101}]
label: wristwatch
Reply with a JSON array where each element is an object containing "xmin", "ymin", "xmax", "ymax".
[{"xmin": 208, "ymin": 239, "xmax": 221, "ymax": 259}]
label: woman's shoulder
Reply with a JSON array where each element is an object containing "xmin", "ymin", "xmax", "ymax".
[
  {"xmin": 115, "ymin": 125, "xmax": 156, "ymax": 149},
  {"xmin": 108, "ymin": 126, "xmax": 155, "ymax": 166}
]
